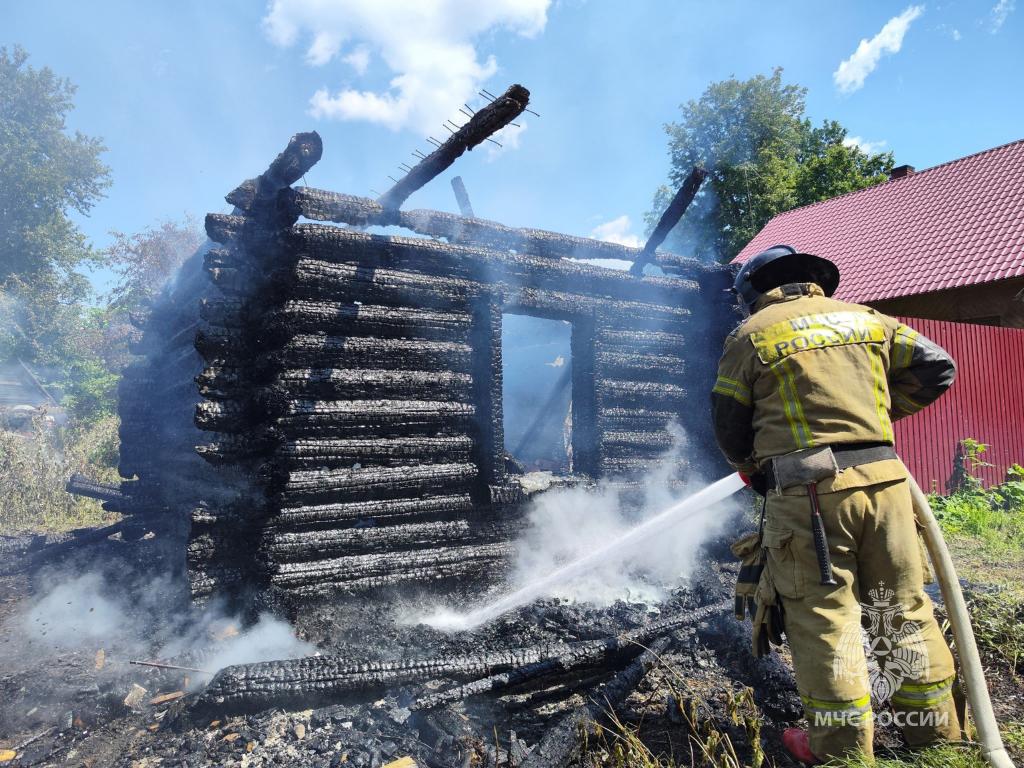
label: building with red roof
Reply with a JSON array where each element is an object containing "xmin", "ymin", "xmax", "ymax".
[
  {"xmin": 733, "ymin": 139, "xmax": 1024, "ymax": 490},
  {"xmin": 735, "ymin": 139, "xmax": 1024, "ymax": 327}
]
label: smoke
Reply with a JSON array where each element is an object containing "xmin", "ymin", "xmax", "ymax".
[
  {"xmin": 417, "ymin": 428, "xmax": 742, "ymax": 630},
  {"xmin": 509, "ymin": 426, "xmax": 737, "ymax": 606},
  {"xmin": 8, "ymin": 569, "xmax": 314, "ymax": 686}
]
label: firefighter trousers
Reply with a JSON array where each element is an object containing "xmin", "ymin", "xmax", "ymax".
[{"xmin": 762, "ymin": 474, "xmax": 961, "ymax": 760}]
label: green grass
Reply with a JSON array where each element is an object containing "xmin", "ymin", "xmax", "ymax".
[
  {"xmin": 930, "ymin": 466, "xmax": 1024, "ymax": 557},
  {"xmin": 825, "ymin": 743, "xmax": 988, "ymax": 768},
  {"xmin": 0, "ymin": 415, "xmax": 121, "ymax": 534}
]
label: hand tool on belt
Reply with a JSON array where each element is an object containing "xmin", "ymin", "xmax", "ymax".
[{"xmin": 765, "ymin": 443, "xmax": 897, "ymax": 586}]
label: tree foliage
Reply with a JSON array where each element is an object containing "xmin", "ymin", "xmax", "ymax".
[
  {"xmin": 0, "ymin": 44, "xmax": 111, "ymax": 373},
  {"xmin": 106, "ymin": 218, "xmax": 204, "ymax": 312},
  {"xmin": 0, "ymin": 45, "xmax": 110, "ymax": 284},
  {"xmin": 648, "ymin": 68, "xmax": 894, "ymax": 262},
  {"xmin": 0, "ymin": 46, "xmax": 204, "ymax": 422}
]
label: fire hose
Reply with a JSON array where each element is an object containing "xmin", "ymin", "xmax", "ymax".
[{"xmin": 905, "ymin": 467, "xmax": 1016, "ymax": 768}]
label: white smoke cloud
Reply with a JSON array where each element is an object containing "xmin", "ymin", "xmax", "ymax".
[
  {"xmin": 833, "ymin": 5, "xmax": 924, "ymax": 94},
  {"xmin": 10, "ymin": 571, "xmax": 313, "ymax": 687},
  {"xmin": 418, "ymin": 428, "xmax": 743, "ymax": 630},
  {"xmin": 509, "ymin": 430, "xmax": 734, "ymax": 606},
  {"xmin": 989, "ymin": 0, "xmax": 1015, "ymax": 32},
  {"xmin": 263, "ymin": 0, "xmax": 551, "ymax": 133},
  {"xmin": 843, "ymin": 135, "xmax": 889, "ymax": 155}
]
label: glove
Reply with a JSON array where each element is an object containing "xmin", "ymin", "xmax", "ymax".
[
  {"xmin": 751, "ymin": 569, "xmax": 785, "ymax": 658},
  {"xmin": 738, "ymin": 472, "xmax": 768, "ymax": 496},
  {"xmin": 730, "ymin": 532, "xmax": 763, "ymax": 620}
]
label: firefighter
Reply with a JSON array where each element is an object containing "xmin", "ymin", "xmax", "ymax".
[{"xmin": 712, "ymin": 245, "xmax": 961, "ymax": 763}]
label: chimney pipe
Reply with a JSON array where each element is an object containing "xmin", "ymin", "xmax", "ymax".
[{"xmin": 889, "ymin": 164, "xmax": 916, "ymax": 180}]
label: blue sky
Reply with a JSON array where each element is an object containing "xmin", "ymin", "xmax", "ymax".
[{"xmin": 3, "ymin": 1, "xmax": 1021, "ymax": 292}]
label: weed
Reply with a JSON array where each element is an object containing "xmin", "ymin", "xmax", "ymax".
[
  {"xmin": 0, "ymin": 415, "xmax": 120, "ymax": 533},
  {"xmin": 965, "ymin": 587, "xmax": 1024, "ymax": 676},
  {"xmin": 930, "ymin": 469, "xmax": 1024, "ymax": 557}
]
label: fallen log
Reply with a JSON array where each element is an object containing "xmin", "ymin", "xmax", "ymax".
[
  {"xmin": 520, "ymin": 635, "xmax": 672, "ymax": 767},
  {"xmin": 65, "ymin": 473, "xmax": 126, "ymax": 506},
  {"xmin": 194, "ymin": 600, "xmax": 731, "ymax": 714}
]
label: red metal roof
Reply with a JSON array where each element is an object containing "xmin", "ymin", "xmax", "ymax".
[{"xmin": 733, "ymin": 139, "xmax": 1024, "ymax": 303}]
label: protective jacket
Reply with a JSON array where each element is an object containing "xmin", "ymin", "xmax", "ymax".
[{"xmin": 711, "ymin": 283, "xmax": 956, "ymax": 475}]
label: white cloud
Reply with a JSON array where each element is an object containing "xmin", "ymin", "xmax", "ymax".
[
  {"xmin": 485, "ymin": 122, "xmax": 528, "ymax": 160},
  {"xmin": 263, "ymin": 0, "xmax": 550, "ymax": 133},
  {"xmin": 344, "ymin": 45, "xmax": 371, "ymax": 75},
  {"xmin": 952, "ymin": 27, "xmax": 962, "ymax": 40},
  {"xmin": 990, "ymin": 0, "xmax": 1015, "ymax": 32},
  {"xmin": 590, "ymin": 215, "xmax": 643, "ymax": 249},
  {"xmin": 843, "ymin": 135, "xmax": 889, "ymax": 154},
  {"xmin": 833, "ymin": 5, "xmax": 924, "ymax": 93}
]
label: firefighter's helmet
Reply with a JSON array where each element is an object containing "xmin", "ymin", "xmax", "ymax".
[{"xmin": 733, "ymin": 244, "xmax": 840, "ymax": 310}]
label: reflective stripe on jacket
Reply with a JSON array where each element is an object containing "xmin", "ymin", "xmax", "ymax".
[{"xmin": 711, "ymin": 283, "xmax": 956, "ymax": 474}]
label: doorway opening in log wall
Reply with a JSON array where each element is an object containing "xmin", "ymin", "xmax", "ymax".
[{"xmin": 501, "ymin": 314, "xmax": 573, "ymax": 475}]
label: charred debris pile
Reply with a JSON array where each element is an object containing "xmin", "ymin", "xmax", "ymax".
[{"xmin": 61, "ymin": 84, "xmax": 758, "ymax": 765}]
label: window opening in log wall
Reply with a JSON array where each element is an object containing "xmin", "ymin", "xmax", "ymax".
[{"xmin": 501, "ymin": 314, "xmax": 573, "ymax": 475}]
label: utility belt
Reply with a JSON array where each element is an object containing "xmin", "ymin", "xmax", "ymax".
[
  {"xmin": 762, "ymin": 442, "xmax": 897, "ymax": 493},
  {"xmin": 733, "ymin": 442, "xmax": 897, "ymax": 658}
]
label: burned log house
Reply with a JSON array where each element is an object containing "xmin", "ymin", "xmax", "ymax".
[{"xmin": 119, "ymin": 84, "xmax": 734, "ymax": 613}]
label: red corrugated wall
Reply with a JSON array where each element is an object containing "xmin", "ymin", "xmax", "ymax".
[{"xmin": 893, "ymin": 316, "xmax": 1024, "ymax": 492}]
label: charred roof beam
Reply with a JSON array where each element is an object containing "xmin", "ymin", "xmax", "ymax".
[{"xmin": 376, "ymin": 84, "xmax": 529, "ymax": 214}]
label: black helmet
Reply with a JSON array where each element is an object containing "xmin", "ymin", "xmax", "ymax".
[{"xmin": 733, "ymin": 244, "xmax": 840, "ymax": 310}]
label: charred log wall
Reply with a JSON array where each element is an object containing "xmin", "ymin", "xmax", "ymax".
[
  {"xmin": 114, "ymin": 241, "xmax": 254, "ymax": 583},
  {"xmin": 126, "ymin": 131, "xmax": 733, "ymax": 607}
]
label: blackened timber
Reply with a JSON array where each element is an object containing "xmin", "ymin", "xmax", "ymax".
[
  {"xmin": 267, "ymin": 369, "xmax": 473, "ymax": 403},
  {"xmin": 376, "ymin": 84, "xmax": 528, "ymax": 211},
  {"xmin": 267, "ymin": 462, "xmax": 477, "ymax": 503},
  {"xmin": 595, "ymin": 350, "xmax": 685, "ymax": 382},
  {"xmin": 265, "ymin": 335, "xmax": 472, "ymax": 372},
  {"xmin": 260, "ymin": 301, "xmax": 472, "ymax": 342},
  {"xmin": 629, "ymin": 167, "xmax": 707, "ymax": 276},
  {"xmin": 65, "ymin": 473, "xmax": 126, "ymax": 506},
  {"xmin": 291, "ymin": 187, "xmax": 713, "ymax": 282},
  {"xmin": 468, "ymin": 298, "xmax": 503, "ymax": 488},
  {"xmin": 601, "ymin": 430, "xmax": 675, "ymax": 452},
  {"xmin": 270, "ymin": 435, "xmax": 474, "ymax": 468},
  {"xmin": 602, "ymin": 457, "xmax": 688, "ymax": 477},
  {"xmin": 287, "ymin": 259, "xmax": 480, "ymax": 310},
  {"xmin": 520, "ymin": 636, "xmax": 672, "ymax": 768},
  {"xmin": 272, "ymin": 494, "xmax": 475, "ymax": 529},
  {"xmin": 265, "ymin": 515, "xmax": 515, "ymax": 560},
  {"xmin": 195, "ymin": 601, "xmax": 731, "ymax": 714},
  {"xmin": 597, "ymin": 407, "xmax": 678, "ymax": 432},
  {"xmin": 224, "ymin": 131, "xmax": 323, "ymax": 212},
  {"xmin": 597, "ymin": 379, "xmax": 687, "ymax": 408},
  {"xmin": 269, "ymin": 541, "xmax": 512, "ymax": 593},
  {"xmin": 451, "ymin": 175, "xmax": 475, "ymax": 217},
  {"xmin": 281, "ymin": 256, "xmax": 687, "ymax": 329},
  {"xmin": 289, "ymin": 224, "xmax": 698, "ymax": 307},
  {"xmin": 597, "ymin": 329, "xmax": 687, "ymax": 354},
  {"xmin": 270, "ymin": 399, "xmax": 475, "ymax": 437}
]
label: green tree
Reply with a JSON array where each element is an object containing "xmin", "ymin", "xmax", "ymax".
[
  {"xmin": 106, "ymin": 217, "xmax": 204, "ymax": 313},
  {"xmin": 0, "ymin": 45, "xmax": 111, "ymax": 365},
  {"xmin": 648, "ymin": 68, "xmax": 894, "ymax": 262}
]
